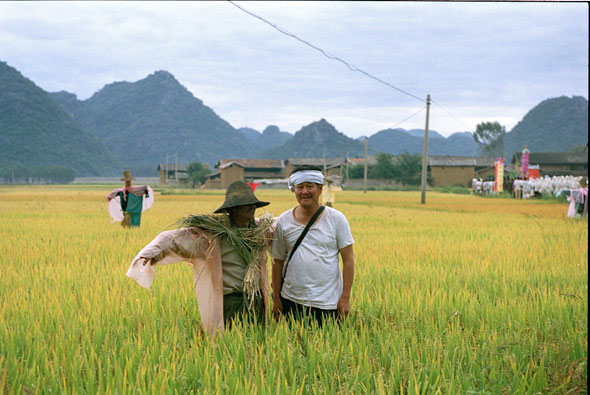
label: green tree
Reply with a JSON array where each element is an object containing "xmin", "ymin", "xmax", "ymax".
[
  {"xmin": 570, "ymin": 143, "xmax": 588, "ymax": 153},
  {"xmin": 369, "ymin": 152, "xmax": 398, "ymax": 179},
  {"xmin": 0, "ymin": 164, "xmax": 76, "ymax": 184},
  {"xmin": 473, "ymin": 121, "xmax": 506, "ymax": 157},
  {"xmin": 186, "ymin": 161, "xmax": 208, "ymax": 187},
  {"xmin": 348, "ymin": 163, "xmax": 365, "ymax": 179},
  {"xmin": 395, "ymin": 152, "xmax": 423, "ymax": 185}
]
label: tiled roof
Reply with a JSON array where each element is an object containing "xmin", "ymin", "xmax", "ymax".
[
  {"xmin": 285, "ymin": 158, "xmax": 344, "ymax": 167},
  {"xmin": 346, "ymin": 156, "xmax": 378, "ymax": 166},
  {"xmin": 511, "ymin": 152, "xmax": 588, "ymax": 164},
  {"xmin": 157, "ymin": 163, "xmax": 189, "ymax": 171},
  {"xmin": 428, "ymin": 156, "xmax": 495, "ymax": 167},
  {"xmin": 217, "ymin": 159, "xmax": 285, "ymax": 169}
]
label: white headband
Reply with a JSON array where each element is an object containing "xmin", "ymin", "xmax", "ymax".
[{"xmin": 288, "ymin": 170, "xmax": 324, "ymax": 192}]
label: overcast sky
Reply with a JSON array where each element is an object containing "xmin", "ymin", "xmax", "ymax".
[{"xmin": 1, "ymin": 1, "xmax": 587, "ymax": 138}]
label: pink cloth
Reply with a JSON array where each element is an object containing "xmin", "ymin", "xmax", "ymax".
[
  {"xmin": 567, "ymin": 188, "xmax": 588, "ymax": 218},
  {"xmin": 106, "ymin": 185, "xmax": 149, "ymax": 201},
  {"xmin": 126, "ymin": 227, "xmax": 270, "ymax": 337}
]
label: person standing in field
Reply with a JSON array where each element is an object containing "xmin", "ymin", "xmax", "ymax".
[
  {"xmin": 106, "ymin": 170, "xmax": 151, "ymax": 227},
  {"xmin": 321, "ymin": 176, "xmax": 342, "ymax": 207},
  {"xmin": 126, "ymin": 181, "xmax": 273, "ymax": 336},
  {"xmin": 271, "ymin": 166, "xmax": 355, "ymax": 326}
]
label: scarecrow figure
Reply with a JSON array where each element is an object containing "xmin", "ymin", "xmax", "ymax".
[
  {"xmin": 126, "ymin": 181, "xmax": 274, "ymax": 336},
  {"xmin": 321, "ymin": 176, "xmax": 342, "ymax": 207},
  {"xmin": 106, "ymin": 170, "xmax": 153, "ymax": 227}
]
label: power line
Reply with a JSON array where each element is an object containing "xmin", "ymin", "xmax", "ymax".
[
  {"xmin": 389, "ymin": 106, "xmax": 426, "ymax": 130},
  {"xmin": 227, "ymin": 0, "xmax": 425, "ymax": 104},
  {"xmin": 430, "ymin": 99, "xmax": 474, "ymax": 132}
]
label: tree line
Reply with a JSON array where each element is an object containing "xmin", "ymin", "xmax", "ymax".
[
  {"xmin": 0, "ymin": 165, "xmax": 76, "ymax": 184},
  {"xmin": 347, "ymin": 152, "xmax": 429, "ymax": 185}
]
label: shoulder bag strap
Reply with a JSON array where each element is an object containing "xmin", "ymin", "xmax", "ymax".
[{"xmin": 282, "ymin": 205, "xmax": 325, "ymax": 281}]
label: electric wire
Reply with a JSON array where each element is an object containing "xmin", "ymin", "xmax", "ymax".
[
  {"xmin": 431, "ymin": 98, "xmax": 474, "ymax": 132},
  {"xmin": 227, "ymin": 0, "xmax": 425, "ymax": 104},
  {"xmin": 229, "ymin": 1, "xmax": 476, "ymax": 136},
  {"xmin": 389, "ymin": 106, "xmax": 426, "ymax": 130}
]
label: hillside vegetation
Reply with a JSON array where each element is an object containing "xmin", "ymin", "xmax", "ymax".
[
  {"xmin": 504, "ymin": 96, "xmax": 588, "ymax": 156},
  {"xmin": 0, "ymin": 61, "xmax": 119, "ymax": 176},
  {"xmin": 1, "ymin": 60, "xmax": 587, "ymax": 177}
]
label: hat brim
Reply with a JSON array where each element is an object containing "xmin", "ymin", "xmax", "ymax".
[
  {"xmin": 214, "ymin": 200, "xmax": 269, "ymax": 214},
  {"xmin": 120, "ymin": 177, "xmax": 135, "ymax": 181}
]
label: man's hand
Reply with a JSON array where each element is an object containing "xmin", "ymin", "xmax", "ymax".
[
  {"xmin": 272, "ymin": 297, "xmax": 283, "ymax": 321},
  {"xmin": 337, "ymin": 297, "xmax": 351, "ymax": 318},
  {"xmin": 271, "ymin": 258, "xmax": 285, "ymax": 321}
]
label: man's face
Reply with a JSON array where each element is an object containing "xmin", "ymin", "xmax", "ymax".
[
  {"xmin": 231, "ymin": 204, "xmax": 257, "ymax": 223},
  {"xmin": 294, "ymin": 182, "xmax": 322, "ymax": 208}
]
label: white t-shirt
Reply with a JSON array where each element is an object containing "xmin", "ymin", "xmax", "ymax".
[{"xmin": 271, "ymin": 206, "xmax": 354, "ymax": 309}]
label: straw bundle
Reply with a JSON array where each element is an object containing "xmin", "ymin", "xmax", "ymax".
[{"xmin": 175, "ymin": 213, "xmax": 274, "ymax": 306}]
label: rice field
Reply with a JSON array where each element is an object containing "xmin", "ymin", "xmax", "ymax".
[{"xmin": 0, "ymin": 185, "xmax": 587, "ymax": 394}]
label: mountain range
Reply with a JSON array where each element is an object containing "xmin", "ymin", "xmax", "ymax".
[
  {"xmin": 0, "ymin": 61, "xmax": 119, "ymax": 175},
  {"xmin": 1, "ymin": 60, "xmax": 587, "ymax": 177}
]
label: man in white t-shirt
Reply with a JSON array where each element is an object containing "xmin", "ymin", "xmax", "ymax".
[{"xmin": 271, "ymin": 166, "xmax": 355, "ymax": 325}]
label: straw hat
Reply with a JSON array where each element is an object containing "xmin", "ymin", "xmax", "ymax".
[
  {"xmin": 120, "ymin": 170, "xmax": 135, "ymax": 181},
  {"xmin": 214, "ymin": 181, "xmax": 270, "ymax": 213}
]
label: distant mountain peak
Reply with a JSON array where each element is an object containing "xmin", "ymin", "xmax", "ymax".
[
  {"xmin": 52, "ymin": 90, "xmax": 78, "ymax": 100},
  {"xmin": 151, "ymin": 70, "xmax": 174, "ymax": 78},
  {"xmin": 262, "ymin": 125, "xmax": 280, "ymax": 135},
  {"xmin": 238, "ymin": 127, "xmax": 261, "ymax": 142},
  {"xmin": 146, "ymin": 70, "xmax": 179, "ymax": 84},
  {"xmin": 262, "ymin": 118, "xmax": 364, "ymax": 159}
]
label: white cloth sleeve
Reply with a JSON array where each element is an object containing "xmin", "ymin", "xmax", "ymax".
[
  {"xmin": 126, "ymin": 229, "xmax": 198, "ymax": 289},
  {"xmin": 142, "ymin": 186, "xmax": 154, "ymax": 211},
  {"xmin": 108, "ymin": 196, "xmax": 124, "ymax": 223}
]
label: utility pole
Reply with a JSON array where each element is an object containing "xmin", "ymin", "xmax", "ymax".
[
  {"xmin": 345, "ymin": 150, "xmax": 349, "ymax": 184},
  {"xmin": 165, "ymin": 153, "xmax": 169, "ymax": 185},
  {"xmin": 174, "ymin": 152, "xmax": 178, "ymax": 183},
  {"xmin": 421, "ymin": 94, "xmax": 431, "ymax": 204},
  {"xmin": 340, "ymin": 152, "xmax": 344, "ymax": 183},
  {"xmin": 323, "ymin": 149, "xmax": 327, "ymax": 174},
  {"xmin": 363, "ymin": 137, "xmax": 368, "ymax": 194}
]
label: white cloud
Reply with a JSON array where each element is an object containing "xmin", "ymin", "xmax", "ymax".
[{"xmin": 0, "ymin": 1, "xmax": 587, "ymax": 138}]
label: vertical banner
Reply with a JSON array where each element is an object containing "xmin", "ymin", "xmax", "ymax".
[
  {"xmin": 496, "ymin": 158, "xmax": 504, "ymax": 193},
  {"xmin": 521, "ymin": 146, "xmax": 529, "ymax": 178},
  {"xmin": 494, "ymin": 160, "xmax": 499, "ymax": 192}
]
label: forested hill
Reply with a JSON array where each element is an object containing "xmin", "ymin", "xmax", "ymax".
[
  {"xmin": 503, "ymin": 96, "xmax": 588, "ymax": 156},
  {"xmin": 367, "ymin": 129, "xmax": 478, "ymax": 156},
  {"xmin": 3, "ymin": 59, "xmax": 587, "ymax": 178},
  {"xmin": 262, "ymin": 119, "xmax": 365, "ymax": 159},
  {"xmin": 0, "ymin": 61, "xmax": 119, "ymax": 176},
  {"xmin": 50, "ymin": 70, "xmax": 254, "ymax": 173},
  {"xmin": 238, "ymin": 125, "xmax": 293, "ymax": 152}
]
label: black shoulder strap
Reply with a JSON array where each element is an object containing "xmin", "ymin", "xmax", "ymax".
[{"xmin": 282, "ymin": 205, "xmax": 325, "ymax": 279}]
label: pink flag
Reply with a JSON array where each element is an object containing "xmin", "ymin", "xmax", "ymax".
[{"xmin": 521, "ymin": 146, "xmax": 529, "ymax": 179}]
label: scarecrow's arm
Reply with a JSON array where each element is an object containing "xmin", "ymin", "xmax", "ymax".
[{"xmin": 126, "ymin": 228, "xmax": 207, "ymax": 289}]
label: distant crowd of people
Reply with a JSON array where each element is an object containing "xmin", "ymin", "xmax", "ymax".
[{"xmin": 472, "ymin": 175, "xmax": 587, "ymax": 199}]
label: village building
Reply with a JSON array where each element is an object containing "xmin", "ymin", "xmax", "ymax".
[
  {"xmin": 198, "ymin": 152, "xmax": 584, "ymax": 189},
  {"xmin": 157, "ymin": 163, "xmax": 188, "ymax": 185},
  {"xmin": 204, "ymin": 159, "xmax": 285, "ymax": 189},
  {"xmin": 284, "ymin": 157, "xmax": 346, "ymax": 180},
  {"xmin": 345, "ymin": 156, "xmax": 378, "ymax": 166},
  {"xmin": 511, "ymin": 152, "xmax": 588, "ymax": 177},
  {"xmin": 428, "ymin": 156, "xmax": 497, "ymax": 187}
]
